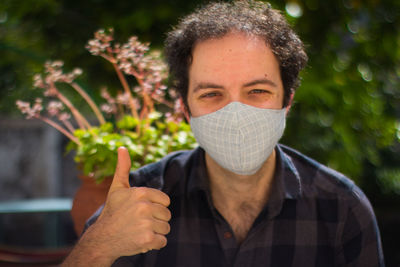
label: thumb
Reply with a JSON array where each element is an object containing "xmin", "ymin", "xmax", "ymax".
[{"xmin": 109, "ymin": 146, "xmax": 132, "ymax": 193}]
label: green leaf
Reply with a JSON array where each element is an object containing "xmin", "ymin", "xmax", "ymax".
[{"xmin": 117, "ymin": 115, "xmax": 139, "ymax": 130}]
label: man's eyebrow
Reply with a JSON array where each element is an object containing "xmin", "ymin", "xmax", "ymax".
[
  {"xmin": 193, "ymin": 82, "xmax": 224, "ymax": 92},
  {"xmin": 243, "ymin": 78, "xmax": 277, "ymax": 88}
]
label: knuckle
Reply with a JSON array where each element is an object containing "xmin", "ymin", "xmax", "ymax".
[
  {"xmin": 135, "ymin": 201, "xmax": 151, "ymax": 214},
  {"xmin": 133, "ymin": 187, "xmax": 148, "ymax": 199},
  {"xmin": 141, "ymin": 231, "xmax": 156, "ymax": 245},
  {"xmin": 141, "ymin": 218, "xmax": 154, "ymax": 229}
]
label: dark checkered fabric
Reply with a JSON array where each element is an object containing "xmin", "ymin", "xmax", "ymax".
[{"xmin": 87, "ymin": 145, "xmax": 384, "ymax": 267}]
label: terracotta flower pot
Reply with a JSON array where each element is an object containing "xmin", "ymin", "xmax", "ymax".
[{"xmin": 70, "ymin": 175, "xmax": 112, "ymax": 236}]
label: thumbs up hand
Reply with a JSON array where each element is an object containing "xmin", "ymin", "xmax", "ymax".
[
  {"xmin": 108, "ymin": 146, "xmax": 133, "ymax": 192},
  {"xmin": 85, "ymin": 147, "xmax": 171, "ymax": 262}
]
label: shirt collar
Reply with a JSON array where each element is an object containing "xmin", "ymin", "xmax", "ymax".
[
  {"xmin": 262, "ymin": 144, "xmax": 302, "ymax": 219},
  {"xmin": 275, "ymin": 144, "xmax": 302, "ymax": 199},
  {"xmin": 187, "ymin": 147, "xmax": 211, "ymax": 195}
]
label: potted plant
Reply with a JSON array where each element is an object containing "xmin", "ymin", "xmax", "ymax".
[{"xmin": 16, "ymin": 28, "xmax": 197, "ymax": 235}]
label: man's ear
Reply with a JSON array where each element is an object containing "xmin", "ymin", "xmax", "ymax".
[
  {"xmin": 285, "ymin": 92, "xmax": 294, "ymax": 114},
  {"xmin": 179, "ymin": 97, "xmax": 190, "ymax": 122}
]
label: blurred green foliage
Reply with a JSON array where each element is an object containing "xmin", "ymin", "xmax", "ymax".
[
  {"xmin": 67, "ymin": 113, "xmax": 196, "ymax": 183},
  {"xmin": 1, "ymin": 0, "xmax": 399, "ymax": 193},
  {"xmin": 276, "ymin": 0, "xmax": 400, "ymax": 196}
]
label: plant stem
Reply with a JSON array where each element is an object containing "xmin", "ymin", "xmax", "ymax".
[
  {"xmin": 61, "ymin": 119, "xmax": 75, "ymax": 133},
  {"xmin": 55, "ymin": 89, "xmax": 91, "ymax": 129},
  {"xmin": 151, "ymin": 91, "xmax": 174, "ymax": 108},
  {"xmin": 131, "ymin": 69, "xmax": 154, "ymax": 119},
  {"xmin": 102, "ymin": 49, "xmax": 139, "ymax": 120},
  {"xmin": 117, "ymin": 102, "xmax": 124, "ymax": 120},
  {"xmin": 39, "ymin": 116, "xmax": 80, "ymax": 145},
  {"xmin": 111, "ymin": 62, "xmax": 139, "ymax": 119},
  {"xmin": 71, "ymin": 82, "xmax": 106, "ymax": 125}
]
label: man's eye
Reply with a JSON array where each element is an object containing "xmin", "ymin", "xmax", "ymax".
[
  {"xmin": 200, "ymin": 92, "xmax": 220, "ymax": 98},
  {"xmin": 249, "ymin": 89, "xmax": 269, "ymax": 94}
]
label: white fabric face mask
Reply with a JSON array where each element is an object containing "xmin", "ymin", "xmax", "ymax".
[{"xmin": 190, "ymin": 102, "xmax": 286, "ymax": 175}]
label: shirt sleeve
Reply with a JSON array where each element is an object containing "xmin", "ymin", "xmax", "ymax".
[{"xmin": 336, "ymin": 187, "xmax": 385, "ymax": 267}]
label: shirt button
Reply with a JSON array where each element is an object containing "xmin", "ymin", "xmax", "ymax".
[{"xmin": 223, "ymin": 231, "xmax": 233, "ymax": 239}]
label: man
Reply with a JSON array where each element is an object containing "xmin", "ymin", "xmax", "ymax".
[{"xmin": 63, "ymin": 1, "xmax": 384, "ymax": 266}]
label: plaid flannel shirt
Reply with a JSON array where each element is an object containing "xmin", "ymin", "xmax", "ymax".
[{"xmin": 86, "ymin": 145, "xmax": 384, "ymax": 267}]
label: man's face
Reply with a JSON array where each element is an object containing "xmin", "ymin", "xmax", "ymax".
[{"xmin": 187, "ymin": 32, "xmax": 285, "ymax": 117}]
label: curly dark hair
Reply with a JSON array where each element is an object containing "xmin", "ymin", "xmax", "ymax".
[{"xmin": 165, "ymin": 0, "xmax": 308, "ymax": 109}]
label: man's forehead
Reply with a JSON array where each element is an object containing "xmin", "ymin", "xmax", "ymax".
[{"xmin": 191, "ymin": 32, "xmax": 267, "ymax": 54}]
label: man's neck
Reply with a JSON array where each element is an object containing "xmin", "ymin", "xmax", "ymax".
[{"xmin": 205, "ymin": 150, "xmax": 277, "ymax": 243}]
